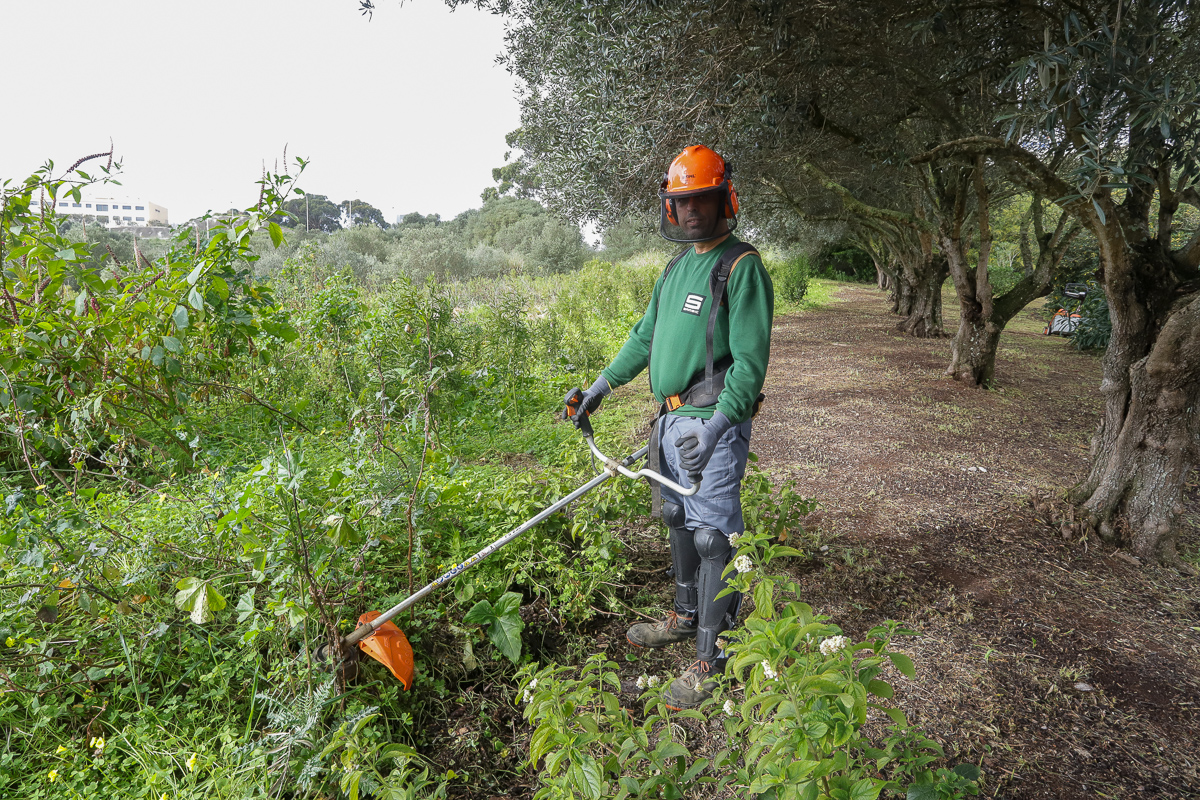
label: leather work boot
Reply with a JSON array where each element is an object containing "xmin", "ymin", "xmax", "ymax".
[
  {"xmin": 663, "ymin": 658, "xmax": 725, "ymax": 710},
  {"xmin": 626, "ymin": 611, "xmax": 697, "ymax": 648}
]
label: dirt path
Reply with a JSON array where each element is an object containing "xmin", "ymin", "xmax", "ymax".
[{"xmin": 747, "ymin": 283, "xmax": 1200, "ymax": 799}]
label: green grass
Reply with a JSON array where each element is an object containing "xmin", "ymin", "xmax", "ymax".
[{"xmin": 790, "ymin": 278, "xmax": 840, "ymax": 313}]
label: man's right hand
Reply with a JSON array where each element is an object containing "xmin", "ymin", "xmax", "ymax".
[{"xmin": 567, "ymin": 376, "xmax": 611, "ymax": 429}]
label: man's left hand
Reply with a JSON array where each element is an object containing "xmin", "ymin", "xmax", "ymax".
[{"xmin": 674, "ymin": 411, "xmax": 733, "ymax": 478}]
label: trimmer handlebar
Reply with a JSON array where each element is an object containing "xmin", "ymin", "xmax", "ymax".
[{"xmin": 564, "ymin": 387, "xmax": 700, "ymax": 497}]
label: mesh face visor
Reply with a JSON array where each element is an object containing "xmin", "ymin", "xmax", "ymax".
[{"xmin": 658, "ymin": 187, "xmax": 739, "ymax": 244}]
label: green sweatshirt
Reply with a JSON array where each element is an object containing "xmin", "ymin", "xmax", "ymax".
[{"xmin": 601, "ymin": 236, "xmax": 774, "ymax": 423}]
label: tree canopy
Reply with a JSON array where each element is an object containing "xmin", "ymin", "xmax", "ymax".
[{"xmin": 459, "ymin": 0, "xmax": 1200, "ymax": 566}]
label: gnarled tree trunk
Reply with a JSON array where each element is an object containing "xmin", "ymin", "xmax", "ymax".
[
  {"xmin": 1071, "ymin": 231, "xmax": 1200, "ymax": 567},
  {"xmin": 894, "ymin": 249, "xmax": 947, "ymax": 337},
  {"xmin": 941, "ymin": 173, "xmax": 1079, "ymax": 387}
]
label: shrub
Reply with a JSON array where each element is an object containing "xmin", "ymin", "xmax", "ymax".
[
  {"xmin": 1071, "ymin": 291, "xmax": 1112, "ymax": 351},
  {"xmin": 765, "ymin": 252, "xmax": 811, "ymax": 303}
]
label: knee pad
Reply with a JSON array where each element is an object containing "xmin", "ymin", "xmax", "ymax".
[
  {"xmin": 662, "ymin": 501, "xmax": 686, "ymax": 530},
  {"xmin": 694, "ymin": 527, "xmax": 731, "ymax": 561}
]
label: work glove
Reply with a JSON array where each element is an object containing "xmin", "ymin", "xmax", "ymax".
[
  {"xmin": 674, "ymin": 410, "xmax": 733, "ymax": 479},
  {"xmin": 568, "ymin": 376, "xmax": 611, "ymax": 430}
]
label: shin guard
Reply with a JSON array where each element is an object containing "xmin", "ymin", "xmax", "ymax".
[
  {"xmin": 694, "ymin": 527, "xmax": 741, "ymax": 661},
  {"xmin": 664, "ymin": 502, "xmax": 699, "ymax": 619}
]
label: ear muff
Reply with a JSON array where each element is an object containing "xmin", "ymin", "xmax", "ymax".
[
  {"xmin": 723, "ymin": 163, "xmax": 738, "ymax": 218},
  {"xmin": 665, "ymin": 197, "xmax": 679, "ymax": 225}
]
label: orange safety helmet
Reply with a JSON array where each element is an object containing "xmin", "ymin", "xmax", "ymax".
[{"xmin": 658, "ymin": 145, "xmax": 739, "ymax": 243}]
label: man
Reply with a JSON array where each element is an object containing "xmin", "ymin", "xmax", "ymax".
[{"xmin": 571, "ymin": 145, "xmax": 774, "ymax": 709}]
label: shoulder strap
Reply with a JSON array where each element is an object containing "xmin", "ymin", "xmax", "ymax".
[
  {"xmin": 646, "ymin": 247, "xmax": 690, "ymax": 396},
  {"xmin": 704, "ymin": 243, "xmax": 758, "ymax": 395}
]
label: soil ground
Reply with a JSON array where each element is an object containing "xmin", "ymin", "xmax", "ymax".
[{"xmin": 441, "ymin": 283, "xmax": 1200, "ymax": 799}]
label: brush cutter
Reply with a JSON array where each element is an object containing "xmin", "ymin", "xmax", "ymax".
[{"xmin": 322, "ymin": 388, "xmax": 701, "ymax": 688}]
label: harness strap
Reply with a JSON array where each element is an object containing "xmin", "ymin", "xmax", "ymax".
[{"xmin": 705, "ymin": 243, "xmax": 758, "ymax": 396}]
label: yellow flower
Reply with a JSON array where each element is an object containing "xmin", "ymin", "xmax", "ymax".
[
  {"xmin": 56, "ymin": 745, "xmax": 69, "ymax": 755},
  {"xmin": 47, "ymin": 769, "xmax": 60, "ymax": 783},
  {"xmin": 90, "ymin": 736, "xmax": 106, "ymax": 752},
  {"xmin": 186, "ymin": 753, "xmax": 198, "ymax": 772},
  {"xmin": 5, "ymin": 637, "xmax": 14, "ymax": 647}
]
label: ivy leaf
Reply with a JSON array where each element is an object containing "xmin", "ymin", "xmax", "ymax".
[
  {"xmin": 236, "ymin": 589, "xmax": 256, "ymax": 623},
  {"xmin": 463, "ymin": 592, "xmax": 525, "ymax": 663},
  {"xmin": 174, "ymin": 577, "xmax": 226, "ymax": 624},
  {"xmin": 324, "ymin": 514, "xmax": 361, "ymax": 547}
]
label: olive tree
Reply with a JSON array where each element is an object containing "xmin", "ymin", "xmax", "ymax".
[{"xmin": 919, "ymin": 1, "xmax": 1200, "ymax": 566}]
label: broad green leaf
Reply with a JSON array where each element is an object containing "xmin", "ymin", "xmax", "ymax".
[
  {"xmin": 850, "ymin": 777, "xmax": 882, "ymax": 800},
  {"xmin": 173, "ymin": 577, "xmax": 226, "ymax": 624},
  {"xmin": 327, "ymin": 469, "xmax": 345, "ymax": 490},
  {"xmin": 172, "ymin": 304, "xmax": 190, "ymax": 331},
  {"xmin": 463, "ymin": 599, "xmax": 495, "ymax": 626},
  {"xmin": 906, "ymin": 779, "xmax": 936, "ymax": 800},
  {"xmin": 487, "ymin": 598, "xmax": 524, "ymax": 663},
  {"xmin": 328, "ymin": 516, "xmax": 361, "ymax": 547},
  {"xmin": 867, "ymin": 679, "xmax": 894, "ymax": 699},
  {"xmin": 268, "ymin": 221, "xmax": 284, "ymax": 248},
  {"xmin": 74, "ymin": 290, "xmax": 88, "ymax": 317},
  {"xmin": 952, "ymin": 763, "xmax": 982, "ymax": 781},
  {"xmin": 656, "ymin": 741, "xmax": 689, "ymax": 759},
  {"xmin": 187, "ymin": 264, "xmax": 203, "ymax": 285},
  {"xmin": 236, "ymin": 590, "xmax": 256, "ymax": 623},
  {"xmin": 162, "ymin": 336, "xmax": 182, "ymax": 353},
  {"xmin": 188, "ymin": 286, "xmax": 204, "ymax": 311},
  {"xmin": 889, "ymin": 652, "xmax": 916, "ymax": 678},
  {"xmin": 493, "ymin": 590, "xmax": 522, "ymax": 617}
]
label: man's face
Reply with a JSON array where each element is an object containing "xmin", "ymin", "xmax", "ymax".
[{"xmin": 676, "ymin": 191, "xmax": 726, "ymax": 239}]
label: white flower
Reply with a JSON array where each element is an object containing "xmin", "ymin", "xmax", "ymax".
[
  {"xmin": 528, "ymin": 677, "xmax": 538, "ymax": 690},
  {"xmin": 723, "ymin": 698, "xmax": 736, "ymax": 716},
  {"xmin": 646, "ymin": 675, "xmax": 660, "ymax": 688},
  {"xmin": 820, "ymin": 635, "xmax": 850, "ymax": 656},
  {"xmin": 636, "ymin": 675, "xmax": 648, "ymax": 690},
  {"xmin": 761, "ymin": 660, "xmax": 778, "ymax": 680},
  {"xmin": 522, "ymin": 689, "xmax": 534, "ymax": 704},
  {"xmin": 727, "ymin": 532, "xmax": 742, "ymax": 546},
  {"xmin": 733, "ymin": 554, "xmax": 753, "ymax": 574}
]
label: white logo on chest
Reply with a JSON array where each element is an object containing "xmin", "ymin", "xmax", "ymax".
[{"xmin": 681, "ymin": 293, "xmax": 705, "ymax": 315}]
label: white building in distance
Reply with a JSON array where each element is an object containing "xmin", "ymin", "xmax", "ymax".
[{"xmin": 31, "ymin": 193, "xmax": 168, "ymax": 228}]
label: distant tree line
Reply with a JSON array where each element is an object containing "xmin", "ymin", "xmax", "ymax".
[{"xmin": 255, "ymin": 195, "xmax": 592, "ymax": 283}]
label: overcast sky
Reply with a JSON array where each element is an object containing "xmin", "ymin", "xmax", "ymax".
[{"xmin": 3, "ymin": 0, "xmax": 520, "ymax": 224}]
